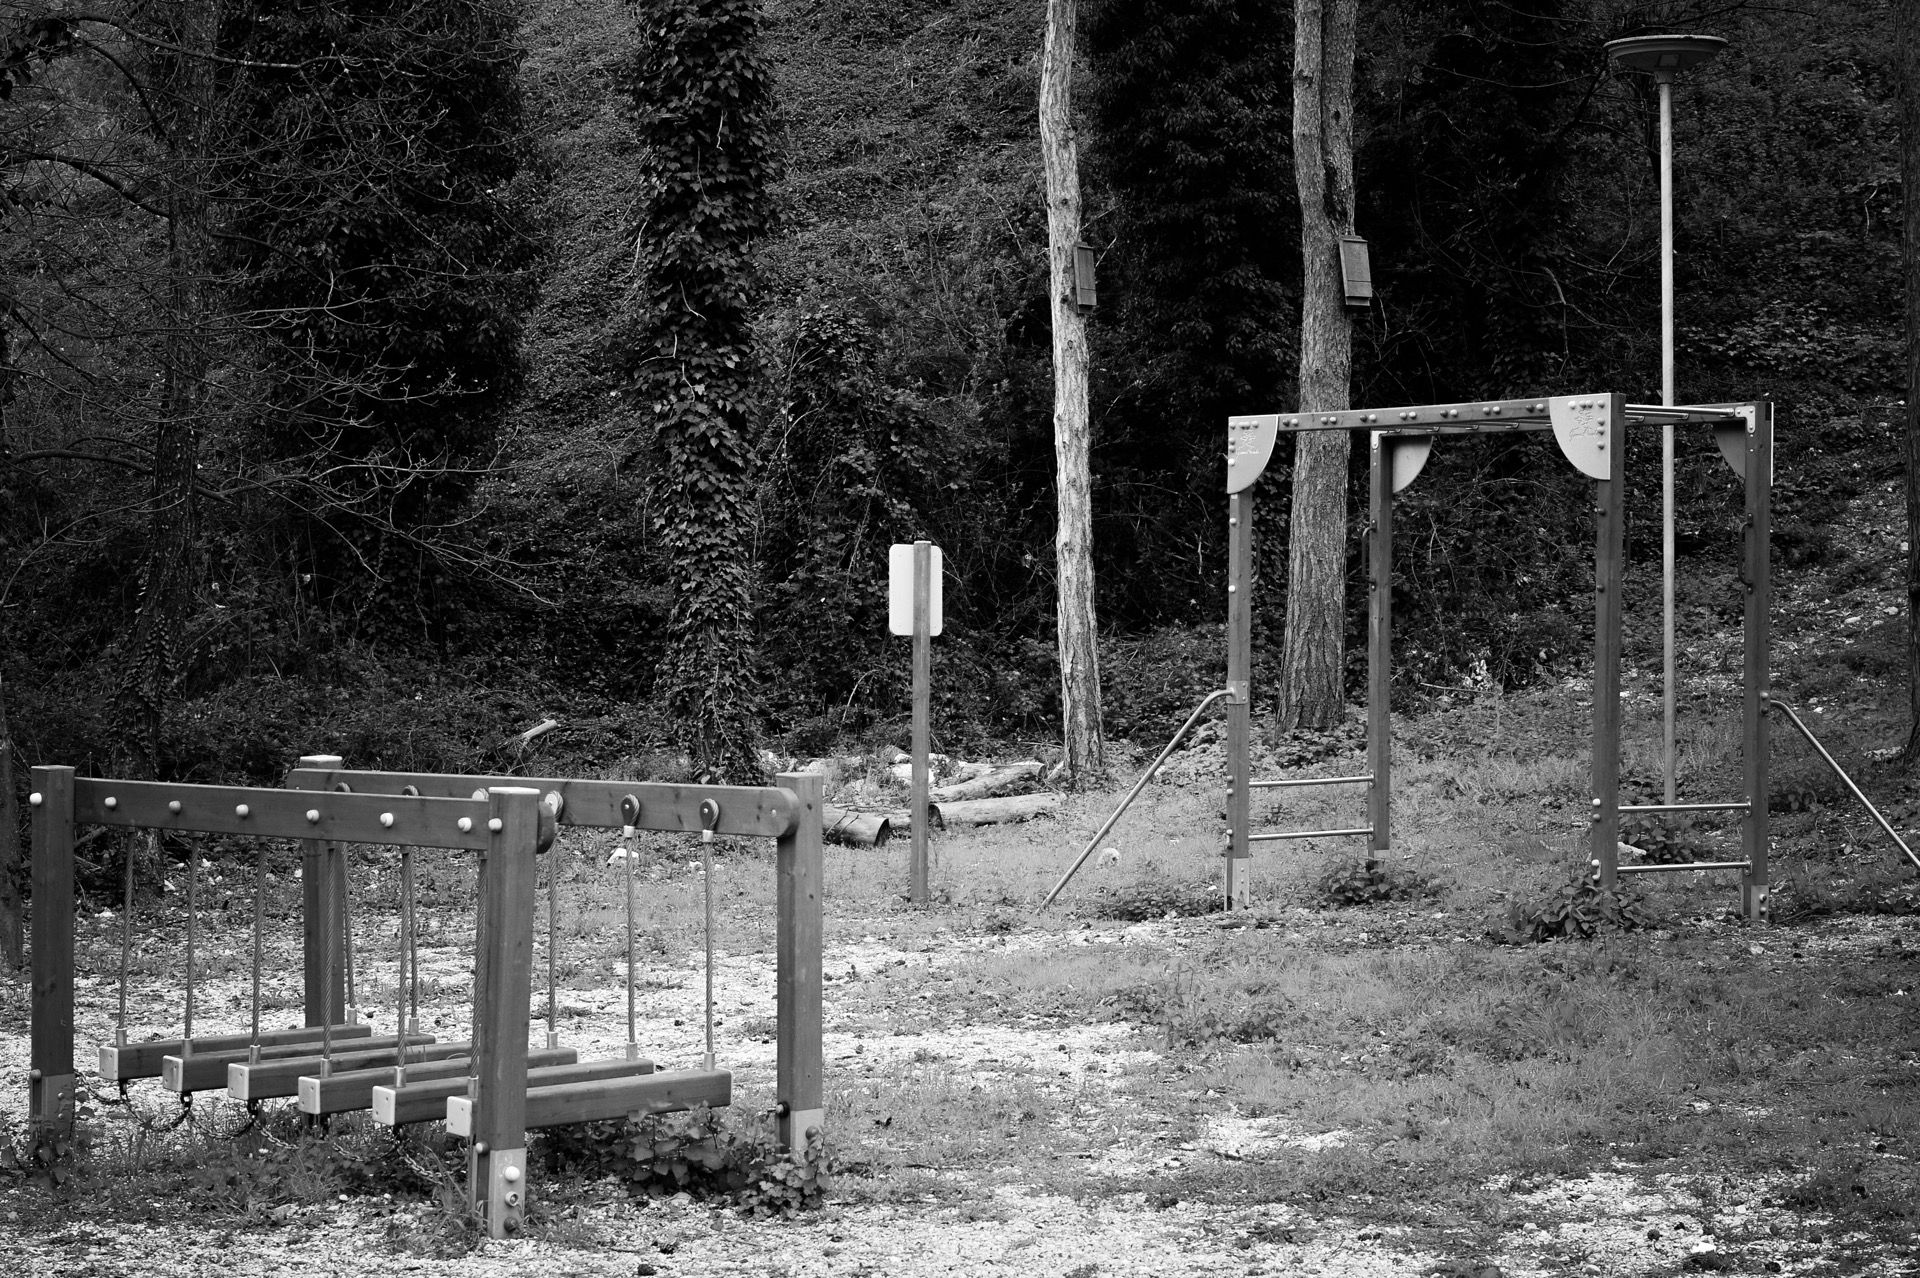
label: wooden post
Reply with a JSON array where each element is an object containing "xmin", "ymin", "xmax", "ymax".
[
  {"xmin": 468, "ymin": 786, "xmax": 538, "ymax": 1238},
  {"xmin": 1225, "ymin": 488, "xmax": 1253, "ymax": 907},
  {"xmin": 1367, "ymin": 436, "xmax": 1392, "ymax": 854},
  {"xmin": 910, "ymin": 540, "xmax": 931, "ymax": 904},
  {"xmin": 28, "ymin": 766, "xmax": 75, "ymax": 1135},
  {"xmin": 1590, "ymin": 397, "xmax": 1627, "ymax": 888},
  {"xmin": 1742, "ymin": 401, "xmax": 1773, "ymax": 919},
  {"xmin": 292, "ymin": 755, "xmax": 345, "ymax": 1026},
  {"xmin": 774, "ymin": 771, "xmax": 824, "ymax": 1150}
]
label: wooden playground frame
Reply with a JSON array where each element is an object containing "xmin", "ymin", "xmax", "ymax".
[
  {"xmin": 1221, "ymin": 393, "xmax": 1774, "ymax": 918},
  {"xmin": 28, "ymin": 759, "xmax": 824, "ymax": 1238}
]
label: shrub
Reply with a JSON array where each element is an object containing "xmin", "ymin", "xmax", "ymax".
[
  {"xmin": 1493, "ymin": 871, "xmax": 1658, "ymax": 943},
  {"xmin": 536, "ymin": 1105, "xmax": 832, "ymax": 1217},
  {"xmin": 1314, "ymin": 856, "xmax": 1439, "ymax": 907}
]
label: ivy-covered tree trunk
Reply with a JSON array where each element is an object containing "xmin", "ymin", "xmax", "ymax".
[
  {"xmin": 621, "ymin": 0, "xmax": 778, "ymax": 783},
  {"xmin": 1276, "ymin": 0, "xmax": 1357, "ymax": 732},
  {"xmin": 121, "ymin": 0, "xmax": 219, "ymax": 777},
  {"xmin": 0, "ymin": 675, "xmax": 19, "ymax": 968},
  {"xmin": 1900, "ymin": 0, "xmax": 1920, "ymax": 768},
  {"xmin": 1041, "ymin": 0, "xmax": 1104, "ymax": 786}
]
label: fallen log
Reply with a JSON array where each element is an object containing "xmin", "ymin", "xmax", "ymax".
[
  {"xmin": 824, "ymin": 806, "xmax": 893, "ymax": 848},
  {"xmin": 938, "ymin": 794, "xmax": 1062, "ymax": 827},
  {"xmin": 885, "ymin": 805, "xmax": 944, "ymax": 834},
  {"xmin": 931, "ymin": 761, "xmax": 1043, "ymax": 804}
]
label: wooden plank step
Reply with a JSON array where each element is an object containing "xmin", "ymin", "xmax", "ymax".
[
  {"xmin": 370, "ymin": 1056, "xmax": 658, "ymax": 1127},
  {"xmin": 296, "ymin": 1047, "xmax": 578, "ymax": 1115},
  {"xmin": 162, "ymin": 1033, "xmax": 434, "ymax": 1094},
  {"xmin": 99, "ymin": 1023, "xmax": 372, "ymax": 1082},
  {"xmin": 446, "ymin": 1067, "xmax": 730, "ymax": 1136},
  {"xmin": 231, "ymin": 1040, "xmax": 485, "ymax": 1101}
]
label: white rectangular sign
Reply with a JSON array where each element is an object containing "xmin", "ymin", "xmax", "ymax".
[{"xmin": 888, "ymin": 542, "xmax": 943, "ymax": 637}]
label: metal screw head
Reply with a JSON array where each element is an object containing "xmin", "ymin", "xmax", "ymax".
[
  {"xmin": 380, "ymin": 812, "xmax": 395, "ymax": 829},
  {"xmin": 307, "ymin": 810, "xmax": 321, "ymax": 824},
  {"xmin": 168, "ymin": 800, "xmax": 182, "ymax": 814},
  {"xmin": 235, "ymin": 804, "xmax": 250, "ymax": 818},
  {"xmin": 104, "ymin": 796, "xmax": 117, "ymax": 809},
  {"xmin": 457, "ymin": 817, "xmax": 473, "ymax": 833},
  {"xmin": 28, "ymin": 792, "xmax": 41, "ymax": 807},
  {"xmin": 488, "ymin": 817, "xmax": 503, "ymax": 833}
]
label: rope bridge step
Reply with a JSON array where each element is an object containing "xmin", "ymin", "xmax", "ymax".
[
  {"xmin": 99, "ymin": 1022, "xmax": 372, "ymax": 1082},
  {"xmin": 162, "ymin": 1032, "xmax": 434, "ymax": 1093},
  {"xmin": 371, "ymin": 1056, "xmax": 660, "ymax": 1127},
  {"xmin": 446, "ymin": 1067, "xmax": 731, "ymax": 1135}
]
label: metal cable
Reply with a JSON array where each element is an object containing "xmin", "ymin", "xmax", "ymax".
[
  {"xmin": 115, "ymin": 831, "xmax": 137, "ymax": 1046},
  {"xmin": 340, "ymin": 844, "xmax": 357, "ymax": 1019},
  {"xmin": 396, "ymin": 846, "xmax": 415, "ymax": 1085},
  {"xmin": 183, "ymin": 835, "xmax": 197, "ymax": 1056},
  {"xmin": 702, "ymin": 833, "xmax": 715, "ymax": 1071},
  {"xmin": 319, "ymin": 838, "xmax": 337, "ymax": 1077},
  {"xmin": 249, "ymin": 842, "xmax": 267, "ymax": 1063},
  {"xmin": 623, "ymin": 818, "xmax": 637, "ymax": 1060},
  {"xmin": 546, "ymin": 838, "xmax": 558, "ymax": 1050}
]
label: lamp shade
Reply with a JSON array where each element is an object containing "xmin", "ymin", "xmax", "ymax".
[{"xmin": 1604, "ymin": 34, "xmax": 1726, "ymax": 75}]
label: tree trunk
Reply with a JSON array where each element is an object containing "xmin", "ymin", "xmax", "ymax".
[
  {"xmin": 1899, "ymin": 0, "xmax": 1920, "ymax": 769},
  {"xmin": 1041, "ymin": 0, "xmax": 1104, "ymax": 786},
  {"xmin": 1276, "ymin": 0, "xmax": 1359, "ymax": 732},
  {"xmin": 0, "ymin": 675, "xmax": 20, "ymax": 968}
]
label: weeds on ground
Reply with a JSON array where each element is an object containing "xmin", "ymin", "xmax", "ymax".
[
  {"xmin": 536, "ymin": 1105, "xmax": 833, "ymax": 1216},
  {"xmin": 1490, "ymin": 869, "xmax": 1659, "ymax": 943},
  {"xmin": 1315, "ymin": 856, "xmax": 1441, "ymax": 907},
  {"xmin": 1078, "ymin": 871, "xmax": 1218, "ymax": 921}
]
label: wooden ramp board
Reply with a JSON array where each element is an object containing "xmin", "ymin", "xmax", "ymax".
[
  {"xmin": 99, "ymin": 1023, "xmax": 372, "ymax": 1082},
  {"xmin": 232, "ymin": 1040, "xmax": 484, "ymax": 1101},
  {"xmin": 162, "ymin": 1033, "xmax": 434, "ymax": 1094},
  {"xmin": 446, "ymin": 1067, "xmax": 731, "ymax": 1136},
  {"xmin": 370, "ymin": 1057, "xmax": 658, "ymax": 1127},
  {"xmin": 295, "ymin": 1047, "xmax": 579, "ymax": 1115}
]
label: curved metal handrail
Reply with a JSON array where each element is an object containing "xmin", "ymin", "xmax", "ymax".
[
  {"xmin": 1768, "ymin": 698, "xmax": 1920, "ymax": 873},
  {"xmin": 1039, "ymin": 689, "xmax": 1234, "ymax": 910}
]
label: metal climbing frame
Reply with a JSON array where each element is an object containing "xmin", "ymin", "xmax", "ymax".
[{"xmin": 1223, "ymin": 393, "xmax": 1774, "ymax": 919}]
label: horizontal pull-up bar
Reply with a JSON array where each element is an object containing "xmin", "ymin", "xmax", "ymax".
[
  {"xmin": 287, "ymin": 764, "xmax": 800, "ymax": 839},
  {"xmin": 1251, "ymin": 774, "xmax": 1372, "ymax": 790},
  {"xmin": 1614, "ymin": 860, "xmax": 1752, "ymax": 875},
  {"xmin": 1248, "ymin": 826, "xmax": 1372, "ymax": 842},
  {"xmin": 1620, "ymin": 801, "xmax": 1751, "ymax": 814},
  {"xmin": 42, "ymin": 777, "xmax": 500, "ymax": 849}
]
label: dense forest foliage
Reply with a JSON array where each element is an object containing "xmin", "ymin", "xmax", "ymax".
[{"xmin": 0, "ymin": 0, "xmax": 1902, "ymax": 803}]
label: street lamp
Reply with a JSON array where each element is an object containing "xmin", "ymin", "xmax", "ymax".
[{"xmin": 1605, "ymin": 32, "xmax": 1726, "ymax": 808}]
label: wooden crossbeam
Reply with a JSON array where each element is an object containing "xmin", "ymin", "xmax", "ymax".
[
  {"xmin": 285, "ymin": 768, "xmax": 800, "ymax": 838},
  {"xmin": 230, "ymin": 1040, "xmax": 479, "ymax": 1102},
  {"xmin": 371, "ymin": 1057, "xmax": 659, "ymax": 1127},
  {"xmin": 446, "ymin": 1067, "xmax": 730, "ymax": 1136},
  {"xmin": 99, "ymin": 1022, "xmax": 372, "ymax": 1082},
  {"xmin": 162, "ymin": 1032, "xmax": 433, "ymax": 1093},
  {"xmin": 69, "ymin": 778, "xmax": 492, "ymax": 849},
  {"xmin": 296, "ymin": 1047, "xmax": 580, "ymax": 1115}
]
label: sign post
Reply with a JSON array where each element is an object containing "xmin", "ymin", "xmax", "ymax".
[{"xmin": 889, "ymin": 542, "xmax": 942, "ymax": 903}]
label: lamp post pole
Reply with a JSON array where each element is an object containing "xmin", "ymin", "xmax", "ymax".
[{"xmin": 1605, "ymin": 33, "xmax": 1725, "ymax": 807}]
